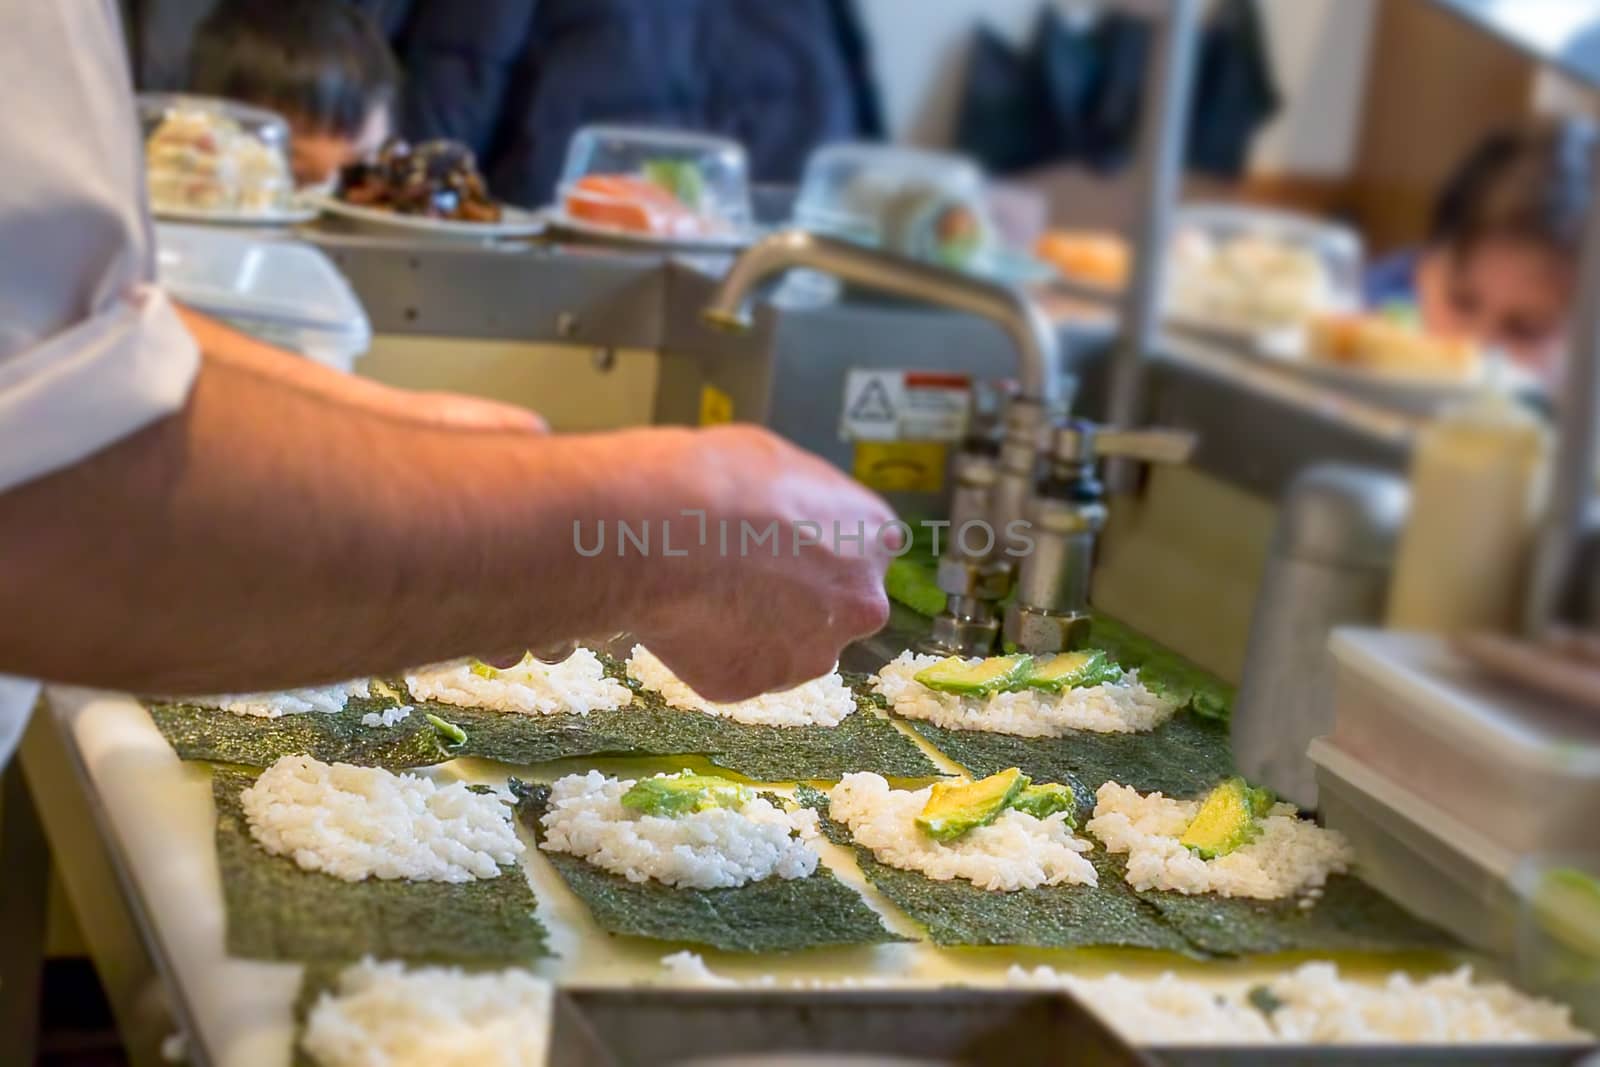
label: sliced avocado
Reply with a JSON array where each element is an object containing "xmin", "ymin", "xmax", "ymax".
[
  {"xmin": 914, "ymin": 655, "xmax": 1033, "ymax": 696},
  {"xmin": 620, "ymin": 772, "xmax": 753, "ymax": 817},
  {"xmin": 1024, "ymin": 650, "xmax": 1123, "ymax": 693},
  {"xmin": 1178, "ymin": 777, "xmax": 1275, "ymax": 859},
  {"xmin": 424, "ymin": 713, "xmax": 468, "ymax": 746},
  {"xmin": 643, "ymin": 159, "xmax": 706, "ymax": 209},
  {"xmin": 1008, "ymin": 782, "xmax": 1078, "ymax": 824},
  {"xmin": 916, "ymin": 767, "xmax": 1029, "ymax": 841}
]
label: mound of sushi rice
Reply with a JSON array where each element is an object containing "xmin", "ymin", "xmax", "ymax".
[
  {"xmin": 1087, "ymin": 781, "xmax": 1352, "ymax": 899},
  {"xmin": 1009, "ymin": 963, "xmax": 1593, "ymax": 1044},
  {"xmin": 827, "ymin": 772, "xmax": 1098, "ymax": 891},
  {"xmin": 188, "ymin": 680, "xmax": 373, "ymax": 719},
  {"xmin": 537, "ymin": 770, "xmax": 819, "ymax": 890},
  {"xmin": 627, "ymin": 646, "xmax": 857, "ymax": 727},
  {"xmin": 873, "ymin": 651, "xmax": 1178, "ymax": 737},
  {"xmin": 651, "ymin": 955, "xmax": 1591, "ymax": 1045},
  {"xmin": 406, "ymin": 648, "xmax": 631, "ymax": 717},
  {"xmin": 301, "ymin": 958, "xmax": 552, "ymax": 1067},
  {"xmin": 240, "ymin": 755, "xmax": 524, "ymax": 883}
]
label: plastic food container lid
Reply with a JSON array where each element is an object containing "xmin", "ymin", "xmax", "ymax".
[
  {"xmin": 1310, "ymin": 737, "xmax": 1516, "ymax": 879},
  {"xmin": 138, "ymin": 93, "xmax": 295, "ymax": 216},
  {"xmin": 1329, "ymin": 629, "xmax": 1600, "ymax": 779},
  {"xmin": 1168, "ymin": 203, "xmax": 1364, "ymax": 330},
  {"xmin": 156, "ymin": 223, "xmax": 371, "ymax": 367},
  {"xmin": 555, "ymin": 124, "xmax": 752, "ymax": 235},
  {"xmin": 793, "ymin": 143, "xmax": 985, "ymax": 241}
]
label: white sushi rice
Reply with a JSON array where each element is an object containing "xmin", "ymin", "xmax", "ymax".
[
  {"xmin": 1008, "ymin": 965, "xmax": 1277, "ymax": 1043},
  {"xmin": 656, "ymin": 955, "xmax": 1591, "ymax": 1044},
  {"xmin": 1086, "ymin": 781, "xmax": 1353, "ymax": 899},
  {"xmin": 827, "ymin": 772, "xmax": 1097, "ymax": 891},
  {"xmin": 191, "ymin": 680, "xmax": 372, "ymax": 719},
  {"xmin": 301, "ymin": 958, "xmax": 552, "ymax": 1067},
  {"xmin": 627, "ymin": 645, "xmax": 857, "ymax": 727},
  {"xmin": 538, "ymin": 770, "xmax": 819, "ymax": 890},
  {"xmin": 1009, "ymin": 963, "xmax": 1592, "ymax": 1045},
  {"xmin": 872, "ymin": 651, "xmax": 1177, "ymax": 737},
  {"xmin": 360, "ymin": 706, "xmax": 413, "ymax": 728},
  {"xmin": 240, "ymin": 755, "xmax": 524, "ymax": 883},
  {"xmin": 1261, "ymin": 963, "xmax": 1591, "ymax": 1043},
  {"xmin": 405, "ymin": 648, "xmax": 631, "ymax": 717}
]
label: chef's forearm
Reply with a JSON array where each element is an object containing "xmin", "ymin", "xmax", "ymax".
[{"xmin": 0, "ymin": 322, "xmax": 680, "ymax": 693}]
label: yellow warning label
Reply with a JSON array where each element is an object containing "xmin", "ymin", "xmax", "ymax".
[
  {"xmin": 853, "ymin": 441, "xmax": 946, "ymax": 493},
  {"xmin": 699, "ymin": 384, "xmax": 734, "ymax": 426}
]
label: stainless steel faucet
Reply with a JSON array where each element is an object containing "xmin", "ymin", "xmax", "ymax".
[
  {"xmin": 704, "ymin": 229, "xmax": 1067, "ymax": 657},
  {"xmin": 704, "ymin": 230, "xmax": 1064, "ymax": 404},
  {"xmin": 1006, "ymin": 420, "xmax": 1196, "ymax": 653}
]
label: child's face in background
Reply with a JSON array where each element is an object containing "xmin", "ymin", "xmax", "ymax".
[
  {"xmin": 1417, "ymin": 237, "xmax": 1575, "ymax": 380},
  {"xmin": 286, "ymin": 105, "xmax": 391, "ymax": 187}
]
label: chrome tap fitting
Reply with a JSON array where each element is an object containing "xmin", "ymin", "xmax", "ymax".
[{"xmin": 1005, "ymin": 420, "xmax": 1196, "ymax": 654}]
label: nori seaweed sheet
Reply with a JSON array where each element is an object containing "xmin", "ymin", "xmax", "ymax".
[
  {"xmin": 149, "ymin": 696, "xmax": 458, "ymax": 770},
  {"xmin": 794, "ymin": 786, "xmax": 1193, "ymax": 954},
  {"xmin": 903, "ymin": 712, "xmax": 1236, "ymax": 797},
  {"xmin": 513, "ymin": 783, "xmax": 907, "ymax": 953},
  {"xmin": 427, "ymin": 671, "xmax": 939, "ymax": 783},
  {"xmin": 214, "ymin": 769, "xmax": 550, "ymax": 963},
  {"xmin": 1117, "ymin": 853, "xmax": 1458, "ymax": 958},
  {"xmin": 1088, "ymin": 616, "xmax": 1234, "ymax": 723}
]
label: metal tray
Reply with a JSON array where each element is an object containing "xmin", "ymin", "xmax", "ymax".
[{"xmin": 546, "ymin": 988, "xmax": 1155, "ymax": 1067}]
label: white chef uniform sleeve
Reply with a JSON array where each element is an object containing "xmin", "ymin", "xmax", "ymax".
[{"xmin": 0, "ymin": 1, "xmax": 199, "ymax": 495}]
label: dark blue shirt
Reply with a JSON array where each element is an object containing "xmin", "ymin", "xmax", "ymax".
[{"xmin": 1363, "ymin": 248, "xmax": 1422, "ymax": 311}]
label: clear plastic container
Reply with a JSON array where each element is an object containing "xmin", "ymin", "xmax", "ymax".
[
  {"xmin": 1168, "ymin": 204, "xmax": 1363, "ymax": 335},
  {"xmin": 1514, "ymin": 857, "xmax": 1600, "ymax": 1031},
  {"xmin": 1311, "ymin": 737, "xmax": 1517, "ymax": 954},
  {"xmin": 556, "ymin": 125, "xmax": 752, "ymax": 240},
  {"xmin": 1327, "ymin": 628, "xmax": 1600, "ymax": 857},
  {"xmin": 139, "ymin": 93, "xmax": 294, "ymax": 217},
  {"xmin": 155, "ymin": 223, "xmax": 371, "ymax": 372},
  {"xmin": 793, "ymin": 143, "xmax": 993, "ymax": 269}
]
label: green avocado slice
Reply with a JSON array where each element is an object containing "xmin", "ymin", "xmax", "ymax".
[
  {"xmin": 914, "ymin": 655, "xmax": 1033, "ymax": 696},
  {"xmin": 621, "ymin": 772, "xmax": 754, "ymax": 817},
  {"xmin": 1008, "ymin": 782, "xmax": 1079, "ymax": 825},
  {"xmin": 916, "ymin": 767, "xmax": 1029, "ymax": 841},
  {"xmin": 1025, "ymin": 650, "xmax": 1123, "ymax": 692},
  {"xmin": 1178, "ymin": 777, "xmax": 1275, "ymax": 859}
]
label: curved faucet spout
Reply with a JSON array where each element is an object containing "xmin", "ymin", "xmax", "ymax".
[{"xmin": 703, "ymin": 229, "xmax": 1063, "ymax": 406}]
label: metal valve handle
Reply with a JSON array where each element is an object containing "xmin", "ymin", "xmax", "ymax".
[
  {"xmin": 1050, "ymin": 419, "xmax": 1197, "ymax": 468},
  {"xmin": 1092, "ymin": 427, "xmax": 1197, "ymax": 465}
]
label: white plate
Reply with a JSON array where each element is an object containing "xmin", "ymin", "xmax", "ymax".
[
  {"xmin": 1252, "ymin": 328, "xmax": 1544, "ymax": 412},
  {"xmin": 306, "ymin": 193, "xmax": 547, "ymax": 241},
  {"xmin": 153, "ymin": 203, "xmax": 318, "ymax": 226},
  {"xmin": 539, "ymin": 207, "xmax": 753, "ymax": 252}
]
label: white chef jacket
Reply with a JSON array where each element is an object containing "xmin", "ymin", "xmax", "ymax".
[{"xmin": 0, "ymin": 3, "xmax": 201, "ymax": 765}]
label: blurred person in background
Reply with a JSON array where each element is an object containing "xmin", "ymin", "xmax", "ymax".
[
  {"xmin": 1364, "ymin": 118, "xmax": 1598, "ymax": 381},
  {"xmin": 356, "ymin": 0, "xmax": 883, "ymax": 207},
  {"xmin": 188, "ymin": 0, "xmax": 399, "ymax": 186}
]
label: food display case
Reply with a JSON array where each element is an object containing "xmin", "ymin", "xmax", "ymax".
[
  {"xmin": 549, "ymin": 125, "xmax": 755, "ymax": 248},
  {"xmin": 138, "ymin": 93, "xmax": 302, "ymax": 224}
]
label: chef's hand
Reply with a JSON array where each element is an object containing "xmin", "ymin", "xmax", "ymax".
[{"xmin": 632, "ymin": 425, "xmax": 895, "ymax": 702}]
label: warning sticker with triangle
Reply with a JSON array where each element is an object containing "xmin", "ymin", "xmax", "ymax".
[{"xmin": 840, "ymin": 369, "xmax": 969, "ymax": 443}]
